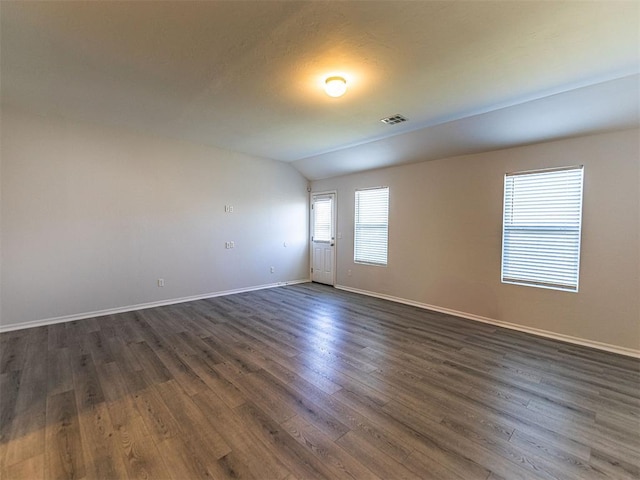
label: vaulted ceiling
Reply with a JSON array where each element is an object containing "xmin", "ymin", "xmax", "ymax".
[{"xmin": 1, "ymin": 1, "xmax": 638, "ymax": 180}]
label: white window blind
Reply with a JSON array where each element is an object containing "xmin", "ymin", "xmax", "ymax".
[
  {"xmin": 313, "ymin": 196, "xmax": 332, "ymax": 242},
  {"xmin": 501, "ymin": 166, "xmax": 584, "ymax": 292},
  {"xmin": 355, "ymin": 187, "xmax": 389, "ymax": 265}
]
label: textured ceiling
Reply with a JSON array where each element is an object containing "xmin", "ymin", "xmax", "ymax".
[{"xmin": 1, "ymin": 1, "xmax": 638, "ymax": 180}]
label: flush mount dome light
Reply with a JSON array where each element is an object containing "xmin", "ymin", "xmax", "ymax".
[{"xmin": 324, "ymin": 76, "xmax": 347, "ymax": 97}]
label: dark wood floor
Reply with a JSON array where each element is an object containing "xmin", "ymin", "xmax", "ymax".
[{"xmin": 1, "ymin": 283, "xmax": 638, "ymax": 479}]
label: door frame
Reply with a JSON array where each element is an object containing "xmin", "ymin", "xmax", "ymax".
[{"xmin": 310, "ymin": 190, "xmax": 337, "ymax": 286}]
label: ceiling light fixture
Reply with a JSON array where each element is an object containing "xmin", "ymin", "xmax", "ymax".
[{"xmin": 324, "ymin": 76, "xmax": 347, "ymax": 97}]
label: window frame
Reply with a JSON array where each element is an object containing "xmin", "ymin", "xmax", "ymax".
[
  {"xmin": 312, "ymin": 195, "xmax": 333, "ymax": 244},
  {"xmin": 501, "ymin": 165, "xmax": 584, "ymax": 292},
  {"xmin": 354, "ymin": 186, "xmax": 389, "ymax": 266}
]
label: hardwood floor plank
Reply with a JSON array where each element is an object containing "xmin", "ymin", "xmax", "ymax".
[
  {"xmin": 105, "ymin": 337, "xmax": 148, "ymax": 394},
  {"xmin": 111, "ymin": 414, "xmax": 170, "ymax": 480},
  {"xmin": 94, "ymin": 362, "xmax": 140, "ymax": 429},
  {"xmin": 71, "ymin": 352, "xmax": 128, "ymax": 480},
  {"xmin": 180, "ymin": 351, "xmax": 246, "ymax": 408},
  {"xmin": 215, "ymin": 451, "xmax": 257, "ymax": 480},
  {"xmin": 222, "ymin": 319, "xmax": 303, "ymax": 358},
  {"xmin": 0, "ymin": 370, "xmax": 21, "ymax": 447},
  {"xmin": 305, "ymin": 388, "xmax": 413, "ymax": 463},
  {"xmin": 0, "ymin": 335, "xmax": 29, "ymax": 375},
  {"xmin": 128, "ymin": 341, "xmax": 172, "ymax": 385},
  {"xmin": 334, "ymin": 431, "xmax": 422, "ymax": 480},
  {"xmin": 589, "ymin": 447, "xmax": 640, "ymax": 480},
  {"xmin": 4, "ymin": 338, "xmax": 48, "ymax": 467},
  {"xmin": 596, "ymin": 408, "xmax": 640, "ymax": 438},
  {"xmin": 0, "ymin": 283, "xmax": 637, "ymax": 480},
  {"xmin": 508, "ymin": 429, "xmax": 605, "ymax": 480},
  {"xmin": 132, "ymin": 386, "xmax": 179, "ymax": 442},
  {"xmin": 155, "ymin": 435, "xmax": 217, "ymax": 480},
  {"xmin": 335, "ymin": 388, "xmax": 492, "ymax": 480},
  {"xmin": 2, "ymin": 453, "xmax": 44, "ymax": 480},
  {"xmin": 200, "ymin": 335, "xmax": 262, "ymax": 375},
  {"xmin": 44, "ymin": 390, "xmax": 85, "ymax": 480},
  {"xmin": 155, "ymin": 380, "xmax": 231, "ymax": 459},
  {"xmin": 381, "ymin": 399, "xmax": 539, "ymax": 480},
  {"xmin": 170, "ymin": 331, "xmax": 226, "ymax": 365},
  {"xmin": 375, "ymin": 354, "xmax": 625, "ymax": 463},
  {"xmin": 281, "ymin": 414, "xmax": 381, "ymax": 480},
  {"xmin": 403, "ymin": 449, "xmax": 468, "ymax": 480},
  {"xmin": 152, "ymin": 342, "xmax": 208, "ymax": 397},
  {"xmin": 84, "ymin": 331, "xmax": 114, "ymax": 366},
  {"xmin": 47, "ymin": 348, "xmax": 74, "ymax": 398},
  {"xmin": 192, "ymin": 388, "xmax": 291, "ymax": 480},
  {"xmin": 232, "ymin": 371, "xmax": 296, "ymax": 424},
  {"xmin": 2, "ymin": 407, "xmax": 46, "ymax": 470},
  {"xmin": 236, "ymin": 369, "xmax": 349, "ymax": 440},
  {"xmin": 234, "ymin": 401, "xmax": 338, "ymax": 480},
  {"xmin": 112, "ymin": 312, "xmax": 146, "ymax": 345},
  {"xmin": 96, "ymin": 362, "xmax": 171, "ymax": 480}
]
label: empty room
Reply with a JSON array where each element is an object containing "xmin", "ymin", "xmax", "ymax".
[{"xmin": 1, "ymin": 1, "xmax": 639, "ymax": 479}]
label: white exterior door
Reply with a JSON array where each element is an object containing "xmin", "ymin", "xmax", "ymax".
[{"xmin": 311, "ymin": 193, "xmax": 336, "ymax": 285}]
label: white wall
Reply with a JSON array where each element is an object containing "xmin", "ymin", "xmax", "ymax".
[
  {"xmin": 313, "ymin": 129, "xmax": 640, "ymax": 352},
  {"xmin": 0, "ymin": 108, "xmax": 309, "ymax": 328}
]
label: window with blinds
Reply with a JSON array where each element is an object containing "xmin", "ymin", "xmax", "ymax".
[
  {"xmin": 354, "ymin": 187, "xmax": 389, "ymax": 265},
  {"xmin": 501, "ymin": 166, "xmax": 584, "ymax": 292},
  {"xmin": 312, "ymin": 196, "xmax": 332, "ymax": 242}
]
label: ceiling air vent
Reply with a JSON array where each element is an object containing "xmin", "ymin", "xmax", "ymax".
[{"xmin": 380, "ymin": 114, "xmax": 407, "ymax": 125}]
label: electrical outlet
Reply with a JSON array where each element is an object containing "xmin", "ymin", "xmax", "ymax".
[
  {"xmin": 230, "ymin": 241, "xmax": 235, "ymax": 248},
  {"xmin": 347, "ymin": 269, "xmax": 352, "ymax": 276},
  {"xmin": 270, "ymin": 266, "xmax": 275, "ymax": 273},
  {"xmin": 158, "ymin": 278, "xmax": 165, "ymax": 287}
]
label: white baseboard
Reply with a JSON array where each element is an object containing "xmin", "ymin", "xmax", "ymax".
[
  {"xmin": 335, "ymin": 285, "xmax": 640, "ymax": 359},
  {"xmin": 0, "ymin": 279, "xmax": 311, "ymax": 333}
]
